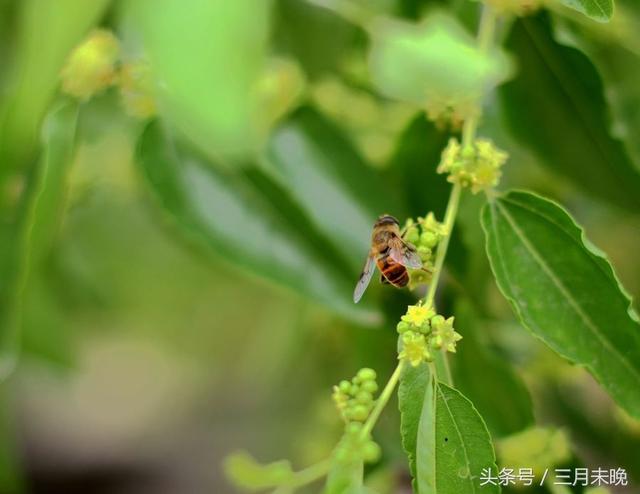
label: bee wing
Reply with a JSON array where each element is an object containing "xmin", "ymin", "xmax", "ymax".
[
  {"xmin": 353, "ymin": 253, "xmax": 377, "ymax": 303},
  {"xmin": 389, "ymin": 235, "xmax": 423, "ymax": 269}
]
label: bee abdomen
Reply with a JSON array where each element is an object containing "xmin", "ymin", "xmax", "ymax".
[{"xmin": 378, "ymin": 258, "xmax": 409, "ymax": 288}]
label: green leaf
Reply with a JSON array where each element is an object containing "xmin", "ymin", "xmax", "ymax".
[
  {"xmin": 559, "ymin": 0, "xmax": 614, "ymax": 22},
  {"xmin": 267, "ymin": 106, "xmax": 401, "ymax": 272},
  {"xmin": 129, "ymin": 0, "xmax": 271, "ymax": 161},
  {"xmin": 398, "ymin": 362, "xmax": 431, "ymax": 491},
  {"xmin": 452, "ymin": 302, "xmax": 534, "ymax": 438},
  {"xmin": 499, "ymin": 13, "xmax": 640, "ymax": 212},
  {"xmin": 0, "ymin": 101, "xmax": 78, "ymax": 377},
  {"xmin": 399, "ymin": 364, "xmax": 500, "ymax": 493},
  {"xmin": 223, "ymin": 451, "xmax": 294, "ymax": 491},
  {"xmin": 135, "ymin": 121, "xmax": 380, "ymax": 326},
  {"xmin": 481, "ymin": 189, "xmax": 640, "ymax": 418},
  {"xmin": 0, "ymin": 0, "xmax": 109, "ymax": 171}
]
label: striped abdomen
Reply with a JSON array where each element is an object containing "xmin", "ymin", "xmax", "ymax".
[{"xmin": 377, "ymin": 255, "xmax": 408, "ymax": 287}]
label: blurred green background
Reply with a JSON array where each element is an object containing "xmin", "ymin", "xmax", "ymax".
[{"xmin": 0, "ymin": 0, "xmax": 639, "ymax": 493}]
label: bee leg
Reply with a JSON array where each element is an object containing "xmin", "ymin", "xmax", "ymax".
[{"xmin": 380, "ymin": 273, "xmax": 390, "ymax": 285}]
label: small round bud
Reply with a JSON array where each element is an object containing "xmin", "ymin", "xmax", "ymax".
[
  {"xmin": 421, "ymin": 231, "xmax": 438, "ymax": 248},
  {"xmin": 361, "ymin": 380, "xmax": 378, "ymax": 393},
  {"xmin": 356, "ymin": 391, "xmax": 373, "ymax": 405},
  {"xmin": 397, "ymin": 321, "xmax": 410, "ymax": 334},
  {"xmin": 351, "ymin": 405, "xmax": 369, "ymax": 422},
  {"xmin": 346, "ymin": 422, "xmax": 363, "ymax": 435},
  {"xmin": 431, "ymin": 315, "xmax": 445, "ymax": 328},
  {"xmin": 357, "ymin": 368, "xmax": 377, "ymax": 382},
  {"xmin": 430, "ymin": 335, "xmax": 443, "ymax": 350},
  {"xmin": 362, "ymin": 441, "xmax": 382, "ymax": 463},
  {"xmin": 338, "ymin": 380, "xmax": 351, "ymax": 394}
]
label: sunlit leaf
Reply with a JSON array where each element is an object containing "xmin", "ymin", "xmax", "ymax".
[
  {"xmin": 559, "ymin": 0, "xmax": 614, "ymax": 22},
  {"xmin": 482, "ymin": 190, "xmax": 640, "ymax": 418},
  {"xmin": 135, "ymin": 121, "xmax": 380, "ymax": 326},
  {"xmin": 499, "ymin": 13, "xmax": 640, "ymax": 211}
]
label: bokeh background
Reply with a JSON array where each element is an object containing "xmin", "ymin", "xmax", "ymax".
[{"xmin": 0, "ymin": 0, "xmax": 639, "ymax": 493}]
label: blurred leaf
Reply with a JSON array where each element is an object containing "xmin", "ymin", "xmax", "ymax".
[
  {"xmin": 384, "ymin": 113, "xmax": 450, "ymax": 219},
  {"xmin": 0, "ymin": 101, "xmax": 78, "ymax": 377},
  {"xmin": 0, "ymin": 386, "xmax": 23, "ymax": 493},
  {"xmin": 274, "ymin": 0, "xmax": 363, "ymax": 79},
  {"xmin": 496, "ymin": 427, "xmax": 571, "ymax": 476},
  {"xmin": 559, "ymin": 0, "xmax": 614, "ymax": 22},
  {"xmin": 499, "ymin": 13, "xmax": 640, "ymax": 212},
  {"xmin": 267, "ymin": 107, "xmax": 401, "ymax": 272},
  {"xmin": 223, "ymin": 451, "xmax": 294, "ymax": 491},
  {"xmin": 452, "ymin": 302, "xmax": 534, "ymax": 438},
  {"xmin": 135, "ymin": 121, "xmax": 380, "ymax": 326},
  {"xmin": 553, "ymin": 12, "xmax": 640, "ymax": 169},
  {"xmin": 369, "ymin": 12, "xmax": 511, "ymax": 119},
  {"xmin": 399, "ymin": 365, "xmax": 499, "ymax": 493},
  {"xmin": 130, "ymin": 0, "xmax": 272, "ymax": 161},
  {"xmin": 482, "ymin": 190, "xmax": 640, "ymax": 418},
  {"xmin": 0, "ymin": 0, "xmax": 109, "ymax": 172}
]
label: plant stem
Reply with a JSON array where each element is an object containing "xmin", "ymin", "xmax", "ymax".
[
  {"xmin": 360, "ymin": 360, "xmax": 405, "ymax": 439},
  {"xmin": 424, "ymin": 182, "xmax": 462, "ymax": 308},
  {"xmin": 275, "ymin": 459, "xmax": 332, "ymax": 492}
]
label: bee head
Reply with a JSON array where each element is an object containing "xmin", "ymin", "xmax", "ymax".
[{"xmin": 375, "ymin": 214, "xmax": 400, "ymax": 227}]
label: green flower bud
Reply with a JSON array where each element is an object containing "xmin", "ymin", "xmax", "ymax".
[
  {"xmin": 361, "ymin": 380, "xmax": 378, "ymax": 393},
  {"xmin": 431, "ymin": 314, "xmax": 445, "ymax": 328},
  {"xmin": 351, "ymin": 405, "xmax": 369, "ymax": 422},
  {"xmin": 346, "ymin": 422, "xmax": 363, "ymax": 435},
  {"xmin": 356, "ymin": 390, "xmax": 373, "ymax": 405},
  {"xmin": 357, "ymin": 368, "xmax": 377, "ymax": 382},
  {"xmin": 397, "ymin": 321, "xmax": 410, "ymax": 334},
  {"xmin": 421, "ymin": 231, "xmax": 438, "ymax": 248},
  {"xmin": 362, "ymin": 441, "xmax": 382, "ymax": 463},
  {"xmin": 431, "ymin": 335, "xmax": 443, "ymax": 349},
  {"xmin": 338, "ymin": 380, "xmax": 351, "ymax": 394}
]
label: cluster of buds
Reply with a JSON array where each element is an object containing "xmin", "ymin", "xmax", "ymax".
[
  {"xmin": 332, "ymin": 368, "xmax": 378, "ymax": 423},
  {"xmin": 60, "ymin": 29, "xmax": 156, "ymax": 119},
  {"xmin": 402, "ymin": 214, "xmax": 447, "ymax": 289},
  {"xmin": 397, "ymin": 303, "xmax": 462, "ymax": 366},
  {"xmin": 331, "ymin": 368, "xmax": 381, "ymax": 464},
  {"xmin": 437, "ymin": 137, "xmax": 508, "ymax": 193}
]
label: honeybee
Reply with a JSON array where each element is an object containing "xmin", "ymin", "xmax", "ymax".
[{"xmin": 353, "ymin": 214, "xmax": 423, "ymax": 303}]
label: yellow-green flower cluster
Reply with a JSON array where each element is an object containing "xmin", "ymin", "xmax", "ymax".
[
  {"xmin": 332, "ymin": 368, "xmax": 378, "ymax": 424},
  {"xmin": 437, "ymin": 137, "xmax": 508, "ymax": 193},
  {"xmin": 403, "ymin": 214, "xmax": 447, "ymax": 289},
  {"xmin": 61, "ymin": 30, "xmax": 157, "ymax": 119},
  {"xmin": 397, "ymin": 303, "xmax": 462, "ymax": 366},
  {"xmin": 61, "ymin": 29, "xmax": 120, "ymax": 100}
]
